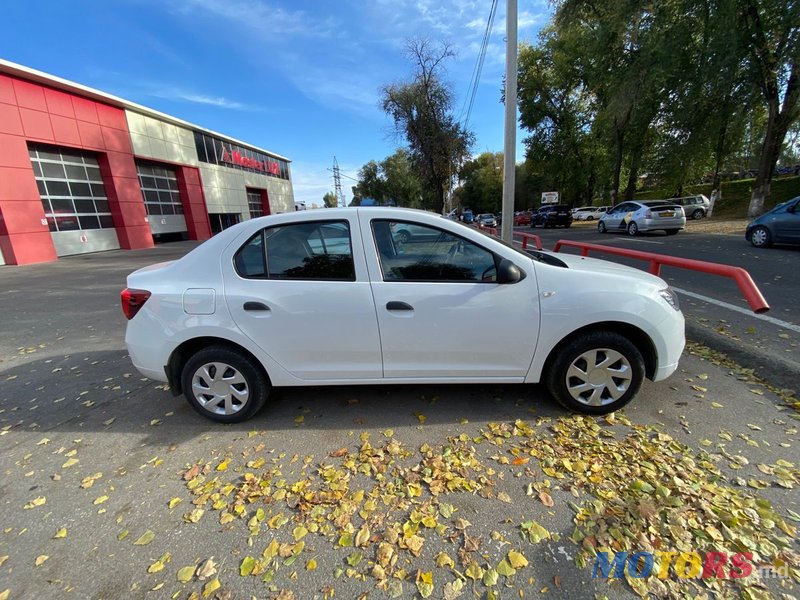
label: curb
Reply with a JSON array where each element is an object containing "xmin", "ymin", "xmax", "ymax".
[{"xmin": 685, "ymin": 321, "xmax": 799, "ymax": 392}]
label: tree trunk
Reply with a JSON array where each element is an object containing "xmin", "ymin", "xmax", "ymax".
[
  {"xmin": 748, "ymin": 61, "xmax": 799, "ymax": 218},
  {"xmin": 610, "ymin": 126, "xmax": 624, "ymax": 204},
  {"xmin": 623, "ymin": 144, "xmax": 643, "ymax": 201}
]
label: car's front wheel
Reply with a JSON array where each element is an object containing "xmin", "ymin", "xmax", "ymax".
[
  {"xmin": 749, "ymin": 226, "xmax": 772, "ymax": 248},
  {"xmin": 545, "ymin": 331, "xmax": 645, "ymax": 415},
  {"xmin": 182, "ymin": 346, "xmax": 269, "ymax": 423},
  {"xmin": 597, "ymin": 221, "xmax": 607, "ymax": 233},
  {"xmin": 691, "ymin": 209, "xmax": 704, "ymax": 220}
]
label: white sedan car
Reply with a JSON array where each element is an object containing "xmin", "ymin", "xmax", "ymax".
[{"xmin": 122, "ymin": 208, "xmax": 684, "ymax": 422}]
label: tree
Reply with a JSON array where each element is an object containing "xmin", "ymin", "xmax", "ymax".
[
  {"xmin": 739, "ymin": 0, "xmax": 800, "ymax": 217},
  {"xmin": 457, "ymin": 152, "xmax": 504, "ymax": 214},
  {"xmin": 351, "ymin": 150, "xmax": 425, "ymax": 207},
  {"xmin": 351, "ymin": 161, "xmax": 384, "ymax": 205},
  {"xmin": 322, "ymin": 191, "xmax": 338, "ymax": 208},
  {"xmin": 381, "ymin": 39, "xmax": 474, "ymax": 213}
]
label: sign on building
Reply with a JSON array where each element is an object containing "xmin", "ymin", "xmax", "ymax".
[{"xmin": 541, "ymin": 192, "xmax": 559, "ymax": 204}]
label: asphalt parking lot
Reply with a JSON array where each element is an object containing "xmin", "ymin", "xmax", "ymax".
[{"xmin": 1, "ymin": 241, "xmax": 799, "ymax": 599}]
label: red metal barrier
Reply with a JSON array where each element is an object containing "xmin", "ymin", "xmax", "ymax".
[
  {"xmin": 552, "ymin": 240, "xmax": 770, "ymax": 314},
  {"xmin": 478, "ymin": 226, "xmax": 543, "ymax": 251}
]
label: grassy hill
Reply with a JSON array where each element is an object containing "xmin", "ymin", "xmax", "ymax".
[{"xmin": 635, "ymin": 176, "xmax": 800, "ymax": 218}]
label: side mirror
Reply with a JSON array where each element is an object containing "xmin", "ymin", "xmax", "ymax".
[{"xmin": 497, "ymin": 258, "xmax": 523, "ymax": 284}]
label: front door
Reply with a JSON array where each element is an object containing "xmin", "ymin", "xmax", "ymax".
[
  {"xmin": 223, "ymin": 217, "xmax": 382, "ymax": 380},
  {"xmin": 364, "ymin": 219, "xmax": 540, "ymax": 379},
  {"xmin": 774, "ymin": 199, "xmax": 800, "ymax": 243}
]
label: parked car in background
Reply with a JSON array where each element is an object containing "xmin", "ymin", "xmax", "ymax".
[
  {"xmin": 462, "ymin": 210, "xmax": 474, "ymax": 224},
  {"xmin": 668, "ymin": 195, "xmax": 710, "ymax": 220},
  {"xmin": 122, "ymin": 207, "xmax": 684, "ymax": 422},
  {"xmin": 477, "ymin": 213, "xmax": 497, "ymax": 228},
  {"xmin": 570, "ymin": 206, "xmax": 591, "ymax": 215},
  {"xmin": 531, "ymin": 205, "xmax": 573, "ymax": 228},
  {"xmin": 575, "ymin": 206, "xmax": 610, "ymax": 221},
  {"xmin": 390, "ymin": 222, "xmax": 443, "ymax": 243},
  {"xmin": 571, "ymin": 207, "xmax": 594, "ymax": 220},
  {"xmin": 598, "ymin": 201, "xmax": 685, "ymax": 236},
  {"xmin": 514, "ymin": 211, "xmax": 532, "ymax": 226},
  {"xmin": 745, "ymin": 196, "xmax": 800, "ymax": 247}
]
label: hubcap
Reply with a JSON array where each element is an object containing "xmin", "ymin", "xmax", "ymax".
[
  {"xmin": 752, "ymin": 229, "xmax": 767, "ymax": 246},
  {"xmin": 192, "ymin": 362, "xmax": 249, "ymax": 415},
  {"xmin": 565, "ymin": 348, "xmax": 633, "ymax": 407}
]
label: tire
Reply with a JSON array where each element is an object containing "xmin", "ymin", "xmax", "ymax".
[
  {"xmin": 181, "ymin": 345, "xmax": 269, "ymax": 423},
  {"xmin": 597, "ymin": 221, "xmax": 607, "ymax": 233},
  {"xmin": 665, "ymin": 229, "xmax": 679, "ymax": 236},
  {"xmin": 397, "ymin": 231, "xmax": 410, "ymax": 244},
  {"xmin": 627, "ymin": 221, "xmax": 639, "ymax": 236},
  {"xmin": 749, "ymin": 225, "xmax": 772, "ymax": 248},
  {"xmin": 691, "ymin": 209, "xmax": 704, "ymax": 220},
  {"xmin": 545, "ymin": 331, "xmax": 645, "ymax": 415},
  {"xmin": 586, "ymin": 216, "xmax": 594, "ymax": 221}
]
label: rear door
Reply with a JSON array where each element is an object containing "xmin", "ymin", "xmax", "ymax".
[{"xmin": 223, "ymin": 216, "xmax": 382, "ymax": 380}]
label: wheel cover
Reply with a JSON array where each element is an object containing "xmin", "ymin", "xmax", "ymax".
[
  {"xmin": 752, "ymin": 228, "xmax": 767, "ymax": 246},
  {"xmin": 628, "ymin": 223, "xmax": 638, "ymax": 235},
  {"xmin": 565, "ymin": 348, "xmax": 633, "ymax": 407},
  {"xmin": 191, "ymin": 362, "xmax": 250, "ymax": 415}
]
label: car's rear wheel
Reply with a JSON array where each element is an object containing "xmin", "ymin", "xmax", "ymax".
[
  {"xmin": 586, "ymin": 216, "xmax": 594, "ymax": 221},
  {"xmin": 691, "ymin": 209, "xmax": 704, "ymax": 220},
  {"xmin": 182, "ymin": 346, "xmax": 269, "ymax": 423},
  {"xmin": 627, "ymin": 221, "xmax": 639, "ymax": 236},
  {"xmin": 597, "ymin": 221, "xmax": 607, "ymax": 233},
  {"xmin": 749, "ymin": 226, "xmax": 772, "ymax": 248},
  {"xmin": 665, "ymin": 229, "xmax": 679, "ymax": 235},
  {"xmin": 545, "ymin": 331, "xmax": 645, "ymax": 415}
]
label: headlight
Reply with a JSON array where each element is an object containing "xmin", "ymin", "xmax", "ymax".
[{"xmin": 658, "ymin": 287, "xmax": 681, "ymax": 311}]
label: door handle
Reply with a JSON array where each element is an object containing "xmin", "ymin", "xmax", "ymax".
[
  {"xmin": 243, "ymin": 301, "xmax": 270, "ymax": 311},
  {"xmin": 386, "ymin": 301, "xmax": 413, "ymax": 311}
]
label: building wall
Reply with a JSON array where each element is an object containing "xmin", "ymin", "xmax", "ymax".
[
  {"xmin": 0, "ymin": 73, "xmax": 153, "ymax": 264},
  {"xmin": 125, "ymin": 111, "xmax": 294, "ymax": 219}
]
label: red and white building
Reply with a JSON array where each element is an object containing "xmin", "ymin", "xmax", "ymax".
[{"xmin": 0, "ymin": 59, "xmax": 294, "ymax": 266}]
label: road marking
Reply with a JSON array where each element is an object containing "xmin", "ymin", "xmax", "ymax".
[{"xmin": 672, "ymin": 287, "xmax": 800, "ymax": 334}]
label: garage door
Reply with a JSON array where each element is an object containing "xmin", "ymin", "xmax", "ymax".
[
  {"xmin": 29, "ymin": 145, "xmax": 120, "ymax": 257},
  {"xmin": 136, "ymin": 162, "xmax": 187, "ymax": 235}
]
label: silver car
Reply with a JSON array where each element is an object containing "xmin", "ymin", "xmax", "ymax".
[{"xmin": 598, "ymin": 201, "xmax": 686, "ymax": 236}]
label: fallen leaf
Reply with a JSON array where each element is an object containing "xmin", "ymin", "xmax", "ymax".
[
  {"xmin": 34, "ymin": 555, "xmax": 49, "ymax": 566},
  {"xmin": 53, "ymin": 528, "xmax": 67, "ymax": 539},
  {"xmin": 202, "ymin": 578, "xmax": 220, "ymax": 598},
  {"xmin": 133, "ymin": 530, "xmax": 155, "ymax": 546},
  {"xmin": 177, "ymin": 565, "xmax": 195, "ymax": 583}
]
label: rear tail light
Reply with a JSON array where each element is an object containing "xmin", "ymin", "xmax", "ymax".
[{"xmin": 121, "ymin": 288, "xmax": 151, "ymax": 320}]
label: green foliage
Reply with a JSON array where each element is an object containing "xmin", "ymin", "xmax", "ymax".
[
  {"xmin": 322, "ymin": 191, "xmax": 338, "ymax": 208},
  {"xmin": 351, "ymin": 150, "xmax": 425, "ymax": 208},
  {"xmin": 456, "ymin": 152, "xmax": 503, "ymax": 214}
]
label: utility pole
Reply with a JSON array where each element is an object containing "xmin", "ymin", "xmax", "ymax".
[
  {"xmin": 500, "ymin": 0, "xmax": 518, "ymax": 243},
  {"xmin": 333, "ymin": 156, "xmax": 345, "ymax": 207}
]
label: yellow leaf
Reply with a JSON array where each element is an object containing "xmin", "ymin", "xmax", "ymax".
[
  {"xmin": 435, "ymin": 552, "xmax": 454, "ymax": 568},
  {"xmin": 415, "ymin": 412, "xmax": 427, "ymax": 424},
  {"xmin": 508, "ymin": 550, "xmax": 528, "ymax": 569},
  {"xmin": 168, "ymin": 497, "xmax": 182, "ymax": 509},
  {"xmin": 185, "ymin": 509, "xmax": 205, "ymax": 523},
  {"xmin": 293, "ymin": 526, "xmax": 308, "ymax": 542},
  {"xmin": 0, "ymin": 589, "xmax": 8, "ymax": 600},
  {"xmin": 306, "ymin": 558, "xmax": 317, "ymax": 571},
  {"xmin": 53, "ymin": 528, "xmax": 67, "ymax": 539},
  {"xmin": 202, "ymin": 578, "xmax": 221, "ymax": 598},
  {"xmin": 35, "ymin": 555, "xmax": 49, "ymax": 566},
  {"xmin": 355, "ymin": 525, "xmax": 370, "ymax": 547},
  {"xmin": 93, "ymin": 495, "xmax": 109, "ymax": 505},
  {"xmin": 177, "ymin": 565, "xmax": 195, "ymax": 583},
  {"xmin": 294, "ymin": 415, "xmax": 305, "ymax": 425},
  {"xmin": 133, "ymin": 530, "xmax": 155, "ymax": 546},
  {"xmin": 465, "ymin": 561, "xmax": 484, "ymax": 581},
  {"xmin": 216, "ymin": 460, "xmax": 228, "ymax": 472},
  {"xmin": 24, "ymin": 496, "xmax": 46, "ymax": 509},
  {"xmin": 240, "ymin": 556, "xmax": 256, "ymax": 577},
  {"xmin": 61, "ymin": 458, "xmax": 79, "ymax": 469}
]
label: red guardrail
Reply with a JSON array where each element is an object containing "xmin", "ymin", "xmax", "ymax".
[
  {"xmin": 479, "ymin": 226, "xmax": 543, "ymax": 250},
  {"xmin": 551, "ymin": 240, "xmax": 770, "ymax": 314}
]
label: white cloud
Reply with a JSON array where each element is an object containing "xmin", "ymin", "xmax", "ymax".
[{"xmin": 150, "ymin": 90, "xmax": 251, "ymax": 110}]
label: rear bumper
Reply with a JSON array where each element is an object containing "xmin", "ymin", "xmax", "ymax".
[{"xmin": 640, "ymin": 217, "xmax": 686, "ymax": 231}]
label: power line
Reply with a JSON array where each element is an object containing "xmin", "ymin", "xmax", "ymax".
[{"xmin": 459, "ymin": 0, "xmax": 499, "ymax": 128}]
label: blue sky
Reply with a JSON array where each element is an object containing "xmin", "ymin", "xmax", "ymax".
[{"xmin": 1, "ymin": 0, "xmax": 550, "ymax": 207}]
